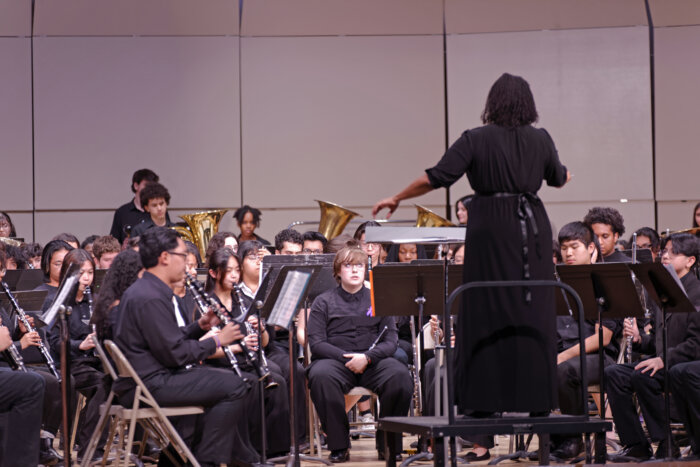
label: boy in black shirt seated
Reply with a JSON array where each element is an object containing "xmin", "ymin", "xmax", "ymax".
[
  {"xmin": 583, "ymin": 207, "xmax": 630, "ymax": 263},
  {"xmin": 307, "ymin": 246, "xmax": 411, "ymax": 463},
  {"xmin": 553, "ymin": 222, "xmax": 622, "ymax": 460}
]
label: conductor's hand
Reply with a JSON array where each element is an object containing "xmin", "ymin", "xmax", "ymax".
[
  {"xmin": 343, "ymin": 353, "xmax": 369, "ymax": 374},
  {"xmin": 635, "ymin": 356, "xmax": 664, "ymax": 377},
  {"xmin": 372, "ymin": 196, "xmax": 399, "ymax": 219},
  {"xmin": 624, "ymin": 317, "xmax": 641, "ymax": 344},
  {"xmin": 218, "ymin": 322, "xmax": 244, "ymax": 347},
  {"xmin": 20, "ymin": 331, "xmax": 41, "ymax": 349}
]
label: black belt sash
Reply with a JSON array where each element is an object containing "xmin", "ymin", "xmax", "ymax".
[{"xmin": 475, "ymin": 191, "xmax": 541, "ymax": 304}]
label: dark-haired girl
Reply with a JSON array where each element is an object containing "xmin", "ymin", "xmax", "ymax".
[
  {"xmin": 35, "ymin": 240, "xmax": 74, "ymax": 310},
  {"xmin": 234, "ymin": 205, "xmax": 270, "ymax": 245}
]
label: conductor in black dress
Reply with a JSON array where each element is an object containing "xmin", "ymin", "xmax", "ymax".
[{"xmin": 373, "ymin": 73, "xmax": 570, "ymax": 414}]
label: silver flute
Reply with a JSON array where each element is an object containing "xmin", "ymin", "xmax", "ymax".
[{"xmin": 1, "ymin": 282, "xmax": 60, "ymax": 380}]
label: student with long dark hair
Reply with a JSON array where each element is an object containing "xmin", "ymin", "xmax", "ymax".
[
  {"xmin": 0, "ymin": 211, "xmax": 16, "ymax": 238},
  {"xmin": 35, "ymin": 240, "xmax": 74, "ymax": 310}
]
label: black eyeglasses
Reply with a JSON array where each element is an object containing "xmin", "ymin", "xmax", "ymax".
[{"xmin": 168, "ymin": 250, "xmax": 188, "ymax": 259}]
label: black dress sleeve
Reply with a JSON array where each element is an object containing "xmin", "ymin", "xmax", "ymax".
[
  {"xmin": 425, "ymin": 131, "xmax": 473, "ymax": 189},
  {"xmin": 540, "ymin": 129, "xmax": 568, "ymax": 187}
]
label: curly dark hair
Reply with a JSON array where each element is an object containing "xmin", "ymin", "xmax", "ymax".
[
  {"xmin": 481, "ymin": 73, "xmax": 538, "ymax": 128},
  {"xmin": 583, "ymin": 207, "xmax": 626, "ymax": 236},
  {"xmin": 139, "ymin": 182, "xmax": 171, "ymax": 208},
  {"xmin": 233, "ymin": 205, "xmax": 262, "ymax": 226},
  {"xmin": 90, "ymin": 249, "xmax": 143, "ymax": 340},
  {"xmin": 274, "ymin": 228, "xmax": 303, "ymax": 252}
]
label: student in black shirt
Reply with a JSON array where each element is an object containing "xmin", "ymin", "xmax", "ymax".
[
  {"xmin": 113, "ymin": 227, "xmax": 257, "ymax": 466},
  {"xmin": 109, "ymin": 168, "xmax": 159, "ymax": 243},
  {"xmin": 606, "ymin": 233, "xmax": 700, "ymax": 460},
  {"xmin": 553, "ymin": 222, "xmax": 622, "ymax": 460},
  {"xmin": 307, "ymin": 246, "xmax": 412, "ymax": 463},
  {"xmin": 129, "ymin": 182, "xmax": 176, "ymax": 238},
  {"xmin": 35, "ymin": 239, "xmax": 74, "ymax": 311},
  {"xmin": 583, "ymin": 207, "xmax": 630, "ymax": 263}
]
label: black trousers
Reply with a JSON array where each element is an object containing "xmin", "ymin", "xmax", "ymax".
[
  {"xmin": 307, "ymin": 358, "xmax": 412, "ymax": 452},
  {"xmin": 240, "ymin": 368, "xmax": 291, "ymax": 455},
  {"xmin": 0, "ymin": 368, "xmax": 45, "ymax": 467},
  {"xmin": 558, "ymin": 353, "xmax": 613, "ymax": 416},
  {"xmin": 606, "ymin": 362, "xmax": 673, "ymax": 446},
  {"xmin": 26, "ymin": 366, "xmax": 62, "ymax": 436},
  {"xmin": 72, "ymin": 360, "xmax": 108, "ymax": 456},
  {"xmin": 121, "ymin": 366, "xmax": 257, "ymax": 465},
  {"xmin": 670, "ymin": 361, "xmax": 700, "ymax": 452},
  {"xmin": 268, "ymin": 344, "xmax": 308, "ymax": 444}
]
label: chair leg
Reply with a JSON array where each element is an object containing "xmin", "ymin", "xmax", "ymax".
[
  {"xmin": 71, "ymin": 393, "xmax": 87, "ymax": 455},
  {"xmin": 80, "ymin": 393, "xmax": 115, "ymax": 467}
]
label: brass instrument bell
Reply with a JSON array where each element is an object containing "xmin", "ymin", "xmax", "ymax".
[
  {"xmin": 316, "ymin": 200, "xmax": 360, "ymax": 240},
  {"xmin": 415, "ymin": 204, "xmax": 454, "ymax": 227},
  {"xmin": 172, "ymin": 209, "xmax": 228, "ymax": 259}
]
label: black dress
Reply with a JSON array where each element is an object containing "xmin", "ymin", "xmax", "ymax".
[{"xmin": 426, "ymin": 124, "xmax": 567, "ymax": 413}]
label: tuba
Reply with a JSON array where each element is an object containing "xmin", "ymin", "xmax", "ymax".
[
  {"xmin": 172, "ymin": 209, "xmax": 228, "ymax": 259},
  {"xmin": 316, "ymin": 200, "xmax": 360, "ymax": 240},
  {"xmin": 415, "ymin": 204, "xmax": 454, "ymax": 227}
]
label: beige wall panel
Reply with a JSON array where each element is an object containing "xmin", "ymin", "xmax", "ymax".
[
  {"xmin": 446, "ymin": 27, "xmax": 652, "ymax": 204},
  {"xmin": 0, "ymin": 38, "xmax": 33, "ymax": 211},
  {"xmin": 445, "ymin": 0, "xmax": 646, "ymax": 34},
  {"xmin": 657, "ymin": 201, "xmax": 700, "ymax": 233},
  {"xmin": 241, "ymin": 0, "xmax": 443, "ymax": 36},
  {"xmin": 545, "ymin": 200, "xmax": 655, "ymax": 242},
  {"xmin": 649, "ymin": 0, "xmax": 700, "ymax": 27},
  {"xmin": 33, "ymin": 36, "xmax": 241, "ymax": 211},
  {"xmin": 655, "ymin": 26, "xmax": 700, "ymax": 200},
  {"xmin": 3, "ymin": 212, "xmax": 33, "ymax": 242},
  {"xmin": 34, "ymin": 211, "xmax": 114, "ymax": 246},
  {"xmin": 0, "ymin": 0, "xmax": 31, "ymax": 37},
  {"xmin": 241, "ymin": 35, "xmax": 445, "ymax": 209},
  {"xmin": 34, "ymin": 0, "xmax": 238, "ymax": 36}
]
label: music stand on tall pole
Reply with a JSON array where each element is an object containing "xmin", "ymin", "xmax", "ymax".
[{"xmin": 630, "ymin": 262, "xmax": 698, "ymax": 460}]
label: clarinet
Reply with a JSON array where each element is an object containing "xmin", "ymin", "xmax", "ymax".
[
  {"xmin": 1, "ymin": 282, "xmax": 60, "ymax": 380},
  {"xmin": 1, "ymin": 331, "xmax": 27, "ymax": 372},
  {"xmin": 232, "ymin": 284, "xmax": 278, "ymax": 389},
  {"xmin": 183, "ymin": 274, "xmax": 250, "ymax": 386}
]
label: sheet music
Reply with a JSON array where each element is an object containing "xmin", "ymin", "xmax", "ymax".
[
  {"xmin": 268, "ymin": 271, "xmax": 311, "ymax": 330},
  {"xmin": 41, "ymin": 274, "xmax": 79, "ymax": 327}
]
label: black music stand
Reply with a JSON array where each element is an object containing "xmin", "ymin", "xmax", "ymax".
[
  {"xmin": 2, "ymin": 269, "xmax": 45, "ymax": 291},
  {"xmin": 630, "ymin": 262, "xmax": 697, "ymax": 460},
  {"xmin": 258, "ymin": 262, "xmax": 330, "ymax": 467},
  {"xmin": 0, "ymin": 289, "xmax": 49, "ymax": 331},
  {"xmin": 556, "ymin": 263, "xmax": 645, "ymax": 426}
]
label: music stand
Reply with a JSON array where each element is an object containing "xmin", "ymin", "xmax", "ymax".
[
  {"xmin": 0, "ymin": 289, "xmax": 49, "ymax": 331},
  {"xmin": 257, "ymin": 262, "xmax": 330, "ymax": 467},
  {"xmin": 2, "ymin": 269, "xmax": 45, "ymax": 291},
  {"xmin": 630, "ymin": 262, "xmax": 697, "ymax": 459}
]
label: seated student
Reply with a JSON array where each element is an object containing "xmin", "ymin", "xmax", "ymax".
[
  {"xmin": 92, "ymin": 235, "xmax": 121, "ymax": 269},
  {"xmin": 606, "ymin": 233, "xmax": 700, "ymax": 460},
  {"xmin": 274, "ymin": 228, "xmax": 303, "ymax": 255},
  {"xmin": 353, "ymin": 221, "xmax": 383, "ymax": 266},
  {"xmin": 20, "ymin": 242, "xmax": 42, "ymax": 270},
  {"xmin": 234, "ymin": 205, "xmax": 270, "ymax": 246},
  {"xmin": 113, "ymin": 227, "xmax": 258, "ymax": 466},
  {"xmin": 631, "ymin": 226, "xmax": 661, "ymax": 262},
  {"xmin": 0, "ymin": 322, "xmax": 46, "ymax": 467},
  {"xmin": 303, "ymin": 231, "xmax": 327, "ymax": 254},
  {"xmin": 81, "ymin": 235, "xmax": 99, "ymax": 263},
  {"xmin": 551, "ymin": 222, "xmax": 622, "ymax": 460},
  {"xmin": 0, "ymin": 250, "xmax": 62, "ymax": 465},
  {"xmin": 583, "ymin": 207, "xmax": 629, "ymax": 263},
  {"xmin": 0, "ymin": 211, "xmax": 17, "ymax": 238},
  {"xmin": 307, "ymin": 246, "xmax": 412, "ymax": 463},
  {"xmin": 455, "ymin": 195, "xmax": 473, "ymax": 226},
  {"xmin": 204, "ymin": 247, "xmax": 291, "ymax": 457},
  {"xmin": 35, "ymin": 240, "xmax": 74, "ymax": 309},
  {"xmin": 203, "ymin": 231, "xmax": 238, "ymax": 268},
  {"xmin": 51, "ymin": 233, "xmax": 80, "ymax": 250},
  {"xmin": 130, "ymin": 182, "xmax": 176, "ymax": 238},
  {"xmin": 110, "ymin": 168, "xmax": 161, "ymax": 244},
  {"xmin": 47, "ymin": 248, "xmax": 108, "ymax": 461},
  {"xmin": 3, "ymin": 243, "xmax": 26, "ymax": 270}
]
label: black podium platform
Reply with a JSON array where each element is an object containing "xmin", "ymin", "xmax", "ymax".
[{"xmin": 379, "ymin": 414, "xmax": 611, "ymax": 466}]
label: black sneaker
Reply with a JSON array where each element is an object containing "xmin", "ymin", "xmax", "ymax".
[
  {"xmin": 617, "ymin": 442, "xmax": 653, "ymax": 461},
  {"xmin": 329, "ymin": 449, "xmax": 349, "ymax": 463},
  {"xmin": 551, "ymin": 437, "xmax": 583, "ymax": 460}
]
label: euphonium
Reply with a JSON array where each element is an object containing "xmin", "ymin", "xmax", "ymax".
[
  {"xmin": 172, "ymin": 209, "xmax": 228, "ymax": 260},
  {"xmin": 316, "ymin": 200, "xmax": 360, "ymax": 240},
  {"xmin": 415, "ymin": 205, "xmax": 454, "ymax": 227}
]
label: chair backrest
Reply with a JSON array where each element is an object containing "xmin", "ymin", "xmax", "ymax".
[
  {"xmin": 104, "ymin": 340, "xmax": 159, "ymax": 406},
  {"xmin": 91, "ymin": 335, "xmax": 118, "ymax": 380}
]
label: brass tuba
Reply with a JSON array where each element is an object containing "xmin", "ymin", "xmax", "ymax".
[
  {"xmin": 415, "ymin": 204, "xmax": 454, "ymax": 227},
  {"xmin": 316, "ymin": 200, "xmax": 360, "ymax": 240},
  {"xmin": 172, "ymin": 209, "xmax": 228, "ymax": 259},
  {"xmin": 0, "ymin": 237, "xmax": 22, "ymax": 247}
]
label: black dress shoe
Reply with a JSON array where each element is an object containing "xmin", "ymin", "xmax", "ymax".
[
  {"xmin": 655, "ymin": 439, "xmax": 681, "ymax": 459},
  {"xmin": 377, "ymin": 450, "xmax": 402, "ymax": 461},
  {"xmin": 329, "ymin": 449, "xmax": 350, "ymax": 463},
  {"xmin": 39, "ymin": 438, "xmax": 62, "ymax": 465},
  {"xmin": 463, "ymin": 450, "xmax": 490, "ymax": 461},
  {"xmin": 551, "ymin": 437, "xmax": 583, "ymax": 460},
  {"xmin": 618, "ymin": 442, "xmax": 653, "ymax": 461}
]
